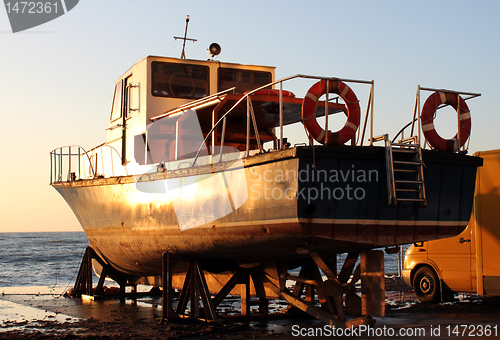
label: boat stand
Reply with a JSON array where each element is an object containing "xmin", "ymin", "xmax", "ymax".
[
  {"xmin": 162, "ymin": 254, "xmax": 273, "ymax": 322},
  {"xmin": 162, "ymin": 253, "xmax": 218, "ymax": 321},
  {"xmin": 72, "ymin": 246, "xmax": 138, "ymax": 298},
  {"xmin": 161, "ymin": 250, "xmax": 384, "ymax": 328}
]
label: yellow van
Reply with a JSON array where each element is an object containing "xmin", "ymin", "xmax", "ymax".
[{"xmin": 403, "ymin": 149, "xmax": 500, "ymax": 302}]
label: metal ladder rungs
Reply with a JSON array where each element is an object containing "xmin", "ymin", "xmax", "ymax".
[
  {"xmin": 392, "ymin": 149, "xmax": 417, "ymax": 153},
  {"xmin": 396, "ymin": 198, "xmax": 427, "ymax": 202},
  {"xmin": 394, "ymin": 168, "xmax": 418, "ymax": 173},
  {"xmin": 377, "ymin": 135, "xmax": 427, "ymax": 207},
  {"xmin": 394, "ymin": 160, "xmax": 421, "ymax": 166},
  {"xmin": 395, "ymin": 180, "xmax": 423, "ymax": 184}
]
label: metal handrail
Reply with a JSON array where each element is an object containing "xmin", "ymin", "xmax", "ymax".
[
  {"xmin": 50, "ymin": 144, "xmax": 127, "ymax": 184},
  {"xmin": 191, "ymin": 74, "xmax": 375, "ymax": 167},
  {"xmin": 150, "ymin": 87, "xmax": 237, "ymax": 122},
  {"xmin": 50, "ymin": 145, "xmax": 95, "ymax": 184}
]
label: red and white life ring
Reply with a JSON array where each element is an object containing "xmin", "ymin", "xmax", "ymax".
[
  {"xmin": 301, "ymin": 80, "xmax": 360, "ymax": 145},
  {"xmin": 421, "ymin": 92, "xmax": 471, "ymax": 152},
  {"xmin": 252, "ymin": 89, "xmax": 295, "ymax": 97}
]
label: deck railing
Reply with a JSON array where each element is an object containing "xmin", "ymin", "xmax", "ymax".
[
  {"xmin": 50, "ymin": 144, "xmax": 126, "ymax": 184},
  {"xmin": 192, "ymin": 74, "xmax": 375, "ymax": 167},
  {"xmin": 392, "ymin": 86, "xmax": 481, "ymax": 151}
]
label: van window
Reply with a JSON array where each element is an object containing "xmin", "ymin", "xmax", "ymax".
[
  {"xmin": 151, "ymin": 62, "xmax": 209, "ymax": 99},
  {"xmin": 218, "ymin": 68, "xmax": 272, "ymax": 93},
  {"xmin": 110, "ymin": 82, "xmax": 122, "ymax": 121}
]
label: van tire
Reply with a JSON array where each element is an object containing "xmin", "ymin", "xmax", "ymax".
[{"xmin": 413, "ymin": 266, "xmax": 440, "ymax": 303}]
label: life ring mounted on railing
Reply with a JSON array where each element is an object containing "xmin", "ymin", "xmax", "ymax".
[
  {"xmin": 421, "ymin": 92, "xmax": 471, "ymax": 152},
  {"xmin": 301, "ymin": 80, "xmax": 361, "ymax": 145}
]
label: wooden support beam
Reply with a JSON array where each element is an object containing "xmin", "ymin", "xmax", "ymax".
[
  {"xmin": 281, "ymin": 289, "xmax": 345, "ymax": 327},
  {"xmin": 258, "ymin": 297, "xmax": 269, "ymax": 315},
  {"xmin": 241, "ymin": 271, "xmax": 250, "ymax": 316},
  {"xmin": 338, "ymin": 252, "xmax": 359, "ymax": 284},
  {"xmin": 345, "ymin": 292, "xmax": 362, "ymax": 317},
  {"xmin": 250, "ymin": 269, "xmax": 269, "ymax": 315},
  {"xmin": 74, "ymin": 247, "xmax": 94, "ymax": 296},
  {"xmin": 176, "ymin": 268, "xmax": 192, "ymax": 315},
  {"xmin": 350, "ymin": 264, "xmax": 361, "ymax": 290},
  {"xmin": 194, "ymin": 263, "xmax": 218, "ymax": 321},
  {"xmin": 290, "ymin": 265, "xmax": 306, "ymax": 296},
  {"xmin": 162, "ymin": 252, "xmax": 178, "ymax": 321},
  {"xmin": 309, "ymin": 252, "xmax": 347, "ymax": 320},
  {"xmin": 282, "ymin": 273, "xmax": 321, "ymax": 287},
  {"xmin": 85, "ymin": 249, "xmax": 92, "ymax": 295},
  {"xmin": 310, "ymin": 262, "xmax": 335, "ymax": 315},
  {"xmin": 333, "ymin": 295, "xmax": 346, "ymax": 321},
  {"xmin": 95, "ymin": 265, "xmax": 107, "ymax": 295},
  {"xmin": 310, "ymin": 252, "xmax": 336, "ymax": 278},
  {"xmin": 286, "ymin": 264, "xmax": 306, "ymax": 313},
  {"xmin": 189, "ymin": 263, "xmax": 199, "ymax": 318},
  {"xmin": 303, "ymin": 262, "xmax": 313, "ymax": 304},
  {"xmin": 360, "ymin": 250, "xmax": 385, "ymax": 317},
  {"xmin": 213, "ymin": 269, "xmax": 244, "ymax": 307}
]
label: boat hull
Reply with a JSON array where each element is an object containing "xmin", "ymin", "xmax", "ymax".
[{"xmin": 53, "ymin": 146, "xmax": 482, "ymax": 280}]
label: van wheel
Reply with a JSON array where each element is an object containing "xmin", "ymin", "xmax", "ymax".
[{"xmin": 413, "ymin": 266, "xmax": 440, "ymax": 303}]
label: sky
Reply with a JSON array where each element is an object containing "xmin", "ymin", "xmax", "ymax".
[{"xmin": 0, "ymin": 0, "xmax": 499, "ymax": 232}]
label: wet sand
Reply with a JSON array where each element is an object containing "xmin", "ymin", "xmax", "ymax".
[{"xmin": 1, "ymin": 277, "xmax": 500, "ymax": 339}]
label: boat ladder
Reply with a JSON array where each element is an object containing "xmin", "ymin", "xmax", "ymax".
[{"xmin": 373, "ymin": 135, "xmax": 427, "ymax": 206}]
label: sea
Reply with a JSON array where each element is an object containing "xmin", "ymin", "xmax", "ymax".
[
  {"xmin": 0, "ymin": 232, "xmax": 407, "ymax": 289},
  {"xmin": 0, "ymin": 232, "xmax": 89, "ymax": 289}
]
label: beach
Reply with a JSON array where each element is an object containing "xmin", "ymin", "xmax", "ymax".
[{"xmin": 2, "ymin": 276, "xmax": 499, "ymax": 339}]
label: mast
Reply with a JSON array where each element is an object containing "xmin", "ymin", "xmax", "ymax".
[{"xmin": 173, "ymin": 15, "xmax": 197, "ymax": 59}]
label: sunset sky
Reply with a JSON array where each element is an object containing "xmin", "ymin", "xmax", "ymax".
[{"xmin": 1, "ymin": 0, "xmax": 499, "ymax": 232}]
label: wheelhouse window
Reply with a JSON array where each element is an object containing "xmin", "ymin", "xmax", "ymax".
[
  {"xmin": 110, "ymin": 82, "xmax": 122, "ymax": 121},
  {"xmin": 152, "ymin": 62, "xmax": 209, "ymax": 99},
  {"xmin": 218, "ymin": 68, "xmax": 272, "ymax": 93}
]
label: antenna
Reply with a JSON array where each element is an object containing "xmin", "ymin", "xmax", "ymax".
[{"xmin": 173, "ymin": 15, "xmax": 197, "ymax": 59}]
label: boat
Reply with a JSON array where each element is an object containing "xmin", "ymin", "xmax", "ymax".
[{"xmin": 50, "ymin": 33, "xmax": 482, "ymax": 324}]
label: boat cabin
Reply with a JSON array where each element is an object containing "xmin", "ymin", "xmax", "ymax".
[
  {"xmin": 105, "ymin": 56, "xmax": 277, "ymax": 166},
  {"xmin": 104, "ymin": 56, "xmax": 345, "ymax": 171}
]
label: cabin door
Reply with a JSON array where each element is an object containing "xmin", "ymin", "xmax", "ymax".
[{"xmin": 121, "ymin": 75, "xmax": 133, "ymax": 164}]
